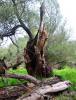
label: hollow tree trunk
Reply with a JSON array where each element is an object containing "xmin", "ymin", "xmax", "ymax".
[
  {"xmin": 24, "ymin": 26, "xmax": 52, "ymax": 77},
  {"xmin": 24, "ymin": 3, "xmax": 52, "ymax": 77}
]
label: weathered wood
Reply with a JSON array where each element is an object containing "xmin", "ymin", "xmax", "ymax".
[
  {"xmin": 17, "ymin": 81, "xmax": 70, "ymax": 100},
  {"xmin": 4, "ymin": 73, "xmax": 40, "ymax": 84},
  {"xmin": 0, "ymin": 76, "xmax": 71, "ymax": 100},
  {"xmin": 42, "ymin": 76, "xmax": 63, "ymax": 85},
  {"xmin": 0, "ymin": 85, "xmax": 27, "ymax": 99},
  {"xmin": 23, "ymin": 2, "xmax": 52, "ymax": 77}
]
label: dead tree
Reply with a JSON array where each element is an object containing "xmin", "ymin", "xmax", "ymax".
[
  {"xmin": 0, "ymin": 1, "xmax": 52, "ymax": 77},
  {"xmin": 24, "ymin": 2, "xmax": 52, "ymax": 77}
]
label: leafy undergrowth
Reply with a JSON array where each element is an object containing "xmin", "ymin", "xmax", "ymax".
[
  {"xmin": 0, "ymin": 65, "xmax": 76, "ymax": 92},
  {"xmin": 53, "ymin": 66, "xmax": 76, "ymax": 91},
  {"xmin": 0, "ymin": 65, "xmax": 76, "ymax": 100},
  {"xmin": 8, "ymin": 66, "xmax": 27, "ymax": 74},
  {"xmin": 0, "ymin": 66, "xmax": 28, "ymax": 87}
]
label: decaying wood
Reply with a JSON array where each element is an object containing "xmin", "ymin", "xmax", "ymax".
[
  {"xmin": 4, "ymin": 73, "xmax": 40, "ymax": 84},
  {"xmin": 42, "ymin": 76, "xmax": 63, "ymax": 85},
  {"xmin": 0, "ymin": 85, "xmax": 27, "ymax": 99},
  {"xmin": 0, "ymin": 75, "xmax": 71, "ymax": 100},
  {"xmin": 17, "ymin": 81, "xmax": 70, "ymax": 100},
  {"xmin": 23, "ymin": 2, "xmax": 52, "ymax": 77}
]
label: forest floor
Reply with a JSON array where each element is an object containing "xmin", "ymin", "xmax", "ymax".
[{"xmin": 0, "ymin": 65, "xmax": 76, "ymax": 100}]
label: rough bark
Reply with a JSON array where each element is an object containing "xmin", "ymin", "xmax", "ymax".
[
  {"xmin": 0, "ymin": 76, "xmax": 71, "ymax": 100},
  {"xmin": 0, "ymin": 85, "xmax": 27, "ymax": 99},
  {"xmin": 17, "ymin": 81, "xmax": 70, "ymax": 100},
  {"xmin": 24, "ymin": 2, "xmax": 52, "ymax": 77}
]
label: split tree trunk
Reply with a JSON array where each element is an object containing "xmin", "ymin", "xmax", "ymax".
[{"xmin": 24, "ymin": 3, "xmax": 52, "ymax": 77}]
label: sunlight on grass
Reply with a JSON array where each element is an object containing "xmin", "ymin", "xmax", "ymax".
[{"xmin": 53, "ymin": 66, "xmax": 76, "ymax": 90}]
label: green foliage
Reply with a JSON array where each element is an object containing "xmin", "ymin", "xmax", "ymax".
[
  {"xmin": 45, "ymin": 30, "xmax": 69, "ymax": 64},
  {"xmin": 0, "ymin": 0, "xmax": 70, "ymax": 66},
  {"xmin": 0, "ymin": 0, "xmax": 62, "ymax": 38},
  {"xmin": 54, "ymin": 94, "xmax": 76, "ymax": 100},
  {"xmin": 6, "ymin": 37, "xmax": 28, "ymax": 63},
  {"xmin": 53, "ymin": 66, "xmax": 76, "ymax": 90},
  {"xmin": 0, "ymin": 77, "xmax": 22, "ymax": 87},
  {"xmin": 0, "ymin": 4, "xmax": 14, "ymax": 23},
  {"xmin": 0, "ymin": 36, "xmax": 29, "ymax": 66},
  {"xmin": 0, "ymin": 0, "xmax": 75, "ymax": 92},
  {"xmin": 8, "ymin": 66, "xmax": 27, "ymax": 75},
  {"xmin": 44, "ymin": 24, "xmax": 76, "ymax": 66},
  {"xmin": 0, "ymin": 48, "xmax": 8, "ymax": 59}
]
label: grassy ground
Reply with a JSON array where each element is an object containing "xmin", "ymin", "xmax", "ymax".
[
  {"xmin": 52, "ymin": 93, "xmax": 76, "ymax": 100},
  {"xmin": 53, "ymin": 66, "xmax": 76, "ymax": 100},
  {"xmin": 53, "ymin": 66, "xmax": 76, "ymax": 91},
  {"xmin": 0, "ymin": 66, "xmax": 27, "ymax": 87},
  {"xmin": 0, "ymin": 65, "xmax": 76, "ymax": 90},
  {"xmin": 0, "ymin": 66, "xmax": 76, "ymax": 99}
]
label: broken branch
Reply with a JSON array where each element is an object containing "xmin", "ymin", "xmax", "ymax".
[
  {"xmin": 18, "ymin": 81, "xmax": 70, "ymax": 100},
  {"xmin": 4, "ymin": 73, "xmax": 40, "ymax": 84}
]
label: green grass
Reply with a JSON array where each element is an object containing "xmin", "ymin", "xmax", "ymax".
[
  {"xmin": 0, "ymin": 66, "xmax": 28, "ymax": 87},
  {"xmin": 53, "ymin": 66, "xmax": 76, "ymax": 90},
  {"xmin": 53, "ymin": 93, "xmax": 76, "ymax": 100},
  {"xmin": 8, "ymin": 66, "xmax": 27, "ymax": 74},
  {"xmin": 0, "ymin": 65, "xmax": 76, "ymax": 91}
]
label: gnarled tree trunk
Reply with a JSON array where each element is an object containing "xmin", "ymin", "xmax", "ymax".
[
  {"xmin": 0, "ymin": 0, "xmax": 52, "ymax": 78},
  {"xmin": 24, "ymin": 3, "xmax": 52, "ymax": 77}
]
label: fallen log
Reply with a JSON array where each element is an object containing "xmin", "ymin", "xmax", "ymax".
[
  {"xmin": 17, "ymin": 81, "xmax": 71, "ymax": 100},
  {"xmin": 4, "ymin": 73, "xmax": 40, "ymax": 84},
  {"xmin": 42, "ymin": 76, "xmax": 63, "ymax": 85},
  {"xmin": 0, "ymin": 85, "xmax": 28, "ymax": 99},
  {"xmin": 0, "ymin": 75, "xmax": 71, "ymax": 100}
]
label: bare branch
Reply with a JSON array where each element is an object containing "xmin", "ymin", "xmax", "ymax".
[
  {"xmin": 12, "ymin": 0, "xmax": 33, "ymax": 40},
  {"xmin": 9, "ymin": 36, "xmax": 18, "ymax": 48},
  {"xmin": 34, "ymin": 2, "xmax": 46, "ymax": 45},
  {"xmin": 4, "ymin": 73, "xmax": 40, "ymax": 84},
  {"xmin": 0, "ymin": 25, "xmax": 22, "ymax": 38},
  {"xmin": 39, "ymin": 2, "xmax": 45, "ymax": 30}
]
